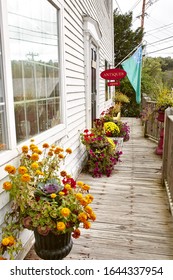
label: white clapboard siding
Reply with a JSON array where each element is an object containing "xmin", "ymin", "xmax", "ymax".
[{"xmin": 0, "ymin": 0, "xmax": 114, "ymax": 259}]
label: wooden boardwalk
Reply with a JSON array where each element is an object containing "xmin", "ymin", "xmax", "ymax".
[{"xmin": 25, "ymin": 118, "xmax": 173, "ymax": 260}]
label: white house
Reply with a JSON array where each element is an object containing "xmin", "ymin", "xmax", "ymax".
[{"xmin": 0, "ymin": 0, "xmax": 114, "ymax": 258}]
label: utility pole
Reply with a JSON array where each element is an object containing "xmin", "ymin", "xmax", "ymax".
[{"xmin": 141, "ymin": 0, "xmax": 146, "ymax": 29}]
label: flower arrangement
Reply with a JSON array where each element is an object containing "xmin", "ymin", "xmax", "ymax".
[
  {"xmin": 81, "ymin": 119, "xmax": 122, "ymax": 177},
  {"xmin": 0, "ymin": 140, "xmax": 96, "ymax": 259},
  {"xmin": 117, "ymin": 121, "xmax": 130, "ymax": 142},
  {"xmin": 100, "ymin": 104, "xmax": 121, "ymax": 122},
  {"xmin": 104, "ymin": 121, "xmax": 120, "ymax": 137}
]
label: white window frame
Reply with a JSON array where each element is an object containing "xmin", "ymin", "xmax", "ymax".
[{"xmin": 0, "ymin": 0, "xmax": 67, "ymax": 166}]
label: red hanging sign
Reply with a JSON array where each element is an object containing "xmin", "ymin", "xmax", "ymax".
[
  {"xmin": 107, "ymin": 81, "xmax": 120, "ymax": 86},
  {"xmin": 100, "ymin": 68, "xmax": 126, "ymax": 80}
]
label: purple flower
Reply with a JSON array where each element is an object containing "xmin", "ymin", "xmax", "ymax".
[{"xmin": 43, "ymin": 183, "xmax": 59, "ymax": 194}]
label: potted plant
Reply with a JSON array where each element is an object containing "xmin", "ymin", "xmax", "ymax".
[
  {"xmin": 156, "ymin": 88, "xmax": 173, "ymax": 121},
  {"xmin": 0, "ymin": 140, "xmax": 96, "ymax": 260},
  {"xmin": 80, "ymin": 119, "xmax": 122, "ymax": 177}
]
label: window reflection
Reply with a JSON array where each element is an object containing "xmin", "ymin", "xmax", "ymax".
[
  {"xmin": 0, "ymin": 34, "xmax": 8, "ymax": 151},
  {"xmin": 8, "ymin": 0, "xmax": 61, "ymax": 143}
]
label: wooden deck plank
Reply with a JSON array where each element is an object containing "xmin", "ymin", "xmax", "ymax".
[{"xmin": 25, "ymin": 118, "xmax": 173, "ymax": 260}]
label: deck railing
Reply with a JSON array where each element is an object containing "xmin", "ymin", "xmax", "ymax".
[
  {"xmin": 141, "ymin": 94, "xmax": 164, "ymax": 141},
  {"xmin": 162, "ymin": 107, "xmax": 173, "ymax": 215},
  {"xmin": 141, "ymin": 94, "xmax": 173, "ymax": 214}
]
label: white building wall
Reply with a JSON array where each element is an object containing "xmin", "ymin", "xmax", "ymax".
[{"xmin": 0, "ymin": 0, "xmax": 114, "ymax": 258}]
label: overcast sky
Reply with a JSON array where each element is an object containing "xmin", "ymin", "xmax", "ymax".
[{"xmin": 113, "ymin": 0, "xmax": 173, "ymax": 58}]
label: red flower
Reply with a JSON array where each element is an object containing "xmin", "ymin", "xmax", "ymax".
[{"xmin": 84, "ymin": 129, "xmax": 89, "ymax": 133}]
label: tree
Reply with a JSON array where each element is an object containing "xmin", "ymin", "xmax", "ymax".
[
  {"xmin": 113, "ymin": 8, "xmax": 143, "ymax": 116},
  {"xmin": 114, "ymin": 8, "xmax": 143, "ymax": 66}
]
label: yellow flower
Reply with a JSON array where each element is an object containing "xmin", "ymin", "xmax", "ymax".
[
  {"xmin": 59, "ymin": 191, "xmax": 65, "ymax": 196},
  {"xmin": 76, "ymin": 181, "xmax": 84, "ymax": 187},
  {"xmin": 21, "ymin": 174, "xmax": 31, "ymax": 182},
  {"xmin": 18, "ymin": 166, "xmax": 28, "ymax": 174},
  {"xmin": 60, "ymin": 208, "xmax": 71, "ymax": 217},
  {"xmin": 31, "ymin": 153, "xmax": 39, "ymax": 161},
  {"xmin": 76, "ymin": 193, "xmax": 83, "ymax": 200},
  {"xmin": 35, "ymin": 170, "xmax": 44, "ymax": 175},
  {"xmin": 57, "ymin": 222, "xmax": 66, "ymax": 231},
  {"xmin": 50, "ymin": 193, "xmax": 57, "ymax": 199},
  {"xmin": 64, "ymin": 184, "xmax": 71, "ymax": 190},
  {"xmin": 31, "ymin": 162, "xmax": 39, "ymax": 169},
  {"xmin": 3, "ymin": 182, "xmax": 12, "ymax": 191},
  {"xmin": 1, "ymin": 237, "xmax": 10, "ymax": 246}
]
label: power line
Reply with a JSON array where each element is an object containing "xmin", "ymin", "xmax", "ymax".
[
  {"xmin": 146, "ymin": 45, "xmax": 173, "ymax": 55},
  {"xmin": 114, "ymin": 0, "xmax": 123, "ymax": 13}
]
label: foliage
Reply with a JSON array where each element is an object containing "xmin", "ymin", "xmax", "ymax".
[
  {"xmin": 0, "ymin": 141, "xmax": 96, "ymax": 259},
  {"xmin": 113, "ymin": 8, "xmax": 143, "ymax": 66},
  {"xmin": 113, "ymin": 91, "xmax": 130, "ymax": 104},
  {"xmin": 81, "ymin": 119, "xmax": 122, "ymax": 177},
  {"xmin": 156, "ymin": 88, "xmax": 173, "ymax": 111}
]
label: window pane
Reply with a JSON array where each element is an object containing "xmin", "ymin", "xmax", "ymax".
[
  {"xmin": 0, "ymin": 34, "xmax": 8, "ymax": 151},
  {"xmin": 7, "ymin": 0, "xmax": 61, "ymax": 143}
]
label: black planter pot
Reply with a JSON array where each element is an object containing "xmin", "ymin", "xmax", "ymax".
[{"xmin": 34, "ymin": 230, "xmax": 73, "ymax": 260}]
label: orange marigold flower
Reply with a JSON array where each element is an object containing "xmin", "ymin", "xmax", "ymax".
[
  {"xmin": 21, "ymin": 174, "xmax": 31, "ymax": 182},
  {"xmin": 31, "ymin": 153, "xmax": 39, "ymax": 161},
  {"xmin": 3, "ymin": 181, "xmax": 12, "ymax": 191},
  {"xmin": 22, "ymin": 145, "xmax": 29, "ymax": 153},
  {"xmin": 54, "ymin": 147, "xmax": 62, "ymax": 154},
  {"xmin": 89, "ymin": 212, "xmax": 96, "ymax": 221},
  {"xmin": 31, "ymin": 162, "xmax": 39, "ymax": 169},
  {"xmin": 43, "ymin": 143, "xmax": 49, "ymax": 148},
  {"xmin": 60, "ymin": 170, "xmax": 67, "ymax": 177},
  {"xmin": 84, "ymin": 205, "xmax": 93, "ymax": 214},
  {"xmin": 85, "ymin": 194, "xmax": 94, "ymax": 203},
  {"xmin": 8, "ymin": 236, "xmax": 15, "ymax": 246},
  {"xmin": 82, "ymin": 184, "xmax": 90, "ymax": 191},
  {"xmin": 18, "ymin": 166, "xmax": 28, "ymax": 174},
  {"xmin": 78, "ymin": 212, "xmax": 87, "ymax": 222},
  {"xmin": 57, "ymin": 222, "xmax": 66, "ymax": 231},
  {"xmin": 61, "ymin": 207, "xmax": 71, "ymax": 217},
  {"xmin": 83, "ymin": 221, "xmax": 91, "ymax": 229},
  {"xmin": 79, "ymin": 198, "xmax": 88, "ymax": 207},
  {"xmin": 4, "ymin": 165, "xmax": 16, "ymax": 174},
  {"xmin": 58, "ymin": 153, "xmax": 64, "ymax": 159},
  {"xmin": 48, "ymin": 151, "xmax": 53, "ymax": 156},
  {"xmin": 50, "ymin": 193, "xmax": 57, "ymax": 199},
  {"xmin": 65, "ymin": 148, "xmax": 72, "ymax": 154},
  {"xmin": 0, "ymin": 256, "xmax": 7, "ymax": 260},
  {"xmin": 72, "ymin": 228, "xmax": 81, "ymax": 239}
]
